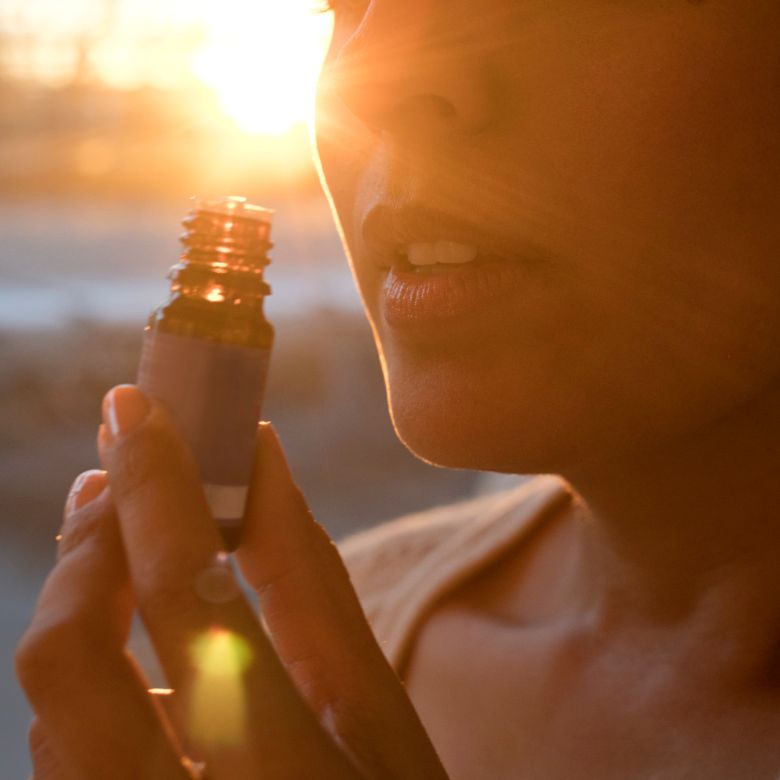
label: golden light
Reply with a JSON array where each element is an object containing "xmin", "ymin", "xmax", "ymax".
[
  {"xmin": 73, "ymin": 137, "xmax": 117, "ymax": 178},
  {"xmin": 191, "ymin": 0, "xmax": 333, "ymax": 136},
  {"xmin": 189, "ymin": 628, "xmax": 253, "ymax": 746},
  {"xmin": 205, "ymin": 285, "xmax": 226, "ymax": 303}
]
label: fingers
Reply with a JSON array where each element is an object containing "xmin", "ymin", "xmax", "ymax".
[
  {"xmin": 237, "ymin": 424, "xmax": 385, "ymax": 698},
  {"xmin": 60, "ymin": 469, "xmax": 108, "ymax": 550},
  {"xmin": 29, "ymin": 717, "xmax": 75, "ymax": 780},
  {"xmin": 98, "ymin": 386, "xmax": 357, "ymax": 778},
  {"xmin": 97, "ymin": 386, "xmax": 268, "ymax": 704},
  {"xmin": 96, "ymin": 384, "xmax": 274, "ymax": 685},
  {"xmin": 236, "ymin": 424, "xmax": 449, "ymax": 779},
  {"xmin": 29, "ymin": 472, "xmax": 110, "ymax": 780},
  {"xmin": 16, "ymin": 476, "xmax": 191, "ymax": 780},
  {"xmin": 28, "ymin": 691, "xmax": 187, "ymax": 780}
]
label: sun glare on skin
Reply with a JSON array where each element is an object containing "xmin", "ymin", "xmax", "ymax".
[{"xmin": 191, "ymin": 0, "xmax": 333, "ymax": 136}]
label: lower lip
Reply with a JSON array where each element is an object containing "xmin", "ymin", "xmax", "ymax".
[{"xmin": 382, "ymin": 256, "xmax": 527, "ymax": 328}]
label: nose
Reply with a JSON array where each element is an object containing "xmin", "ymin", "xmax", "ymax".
[{"xmin": 326, "ymin": 3, "xmax": 497, "ymax": 138}]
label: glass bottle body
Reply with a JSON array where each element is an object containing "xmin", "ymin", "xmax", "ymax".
[{"xmin": 137, "ymin": 198, "xmax": 274, "ymax": 550}]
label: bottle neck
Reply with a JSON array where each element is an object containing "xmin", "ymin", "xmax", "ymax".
[
  {"xmin": 180, "ymin": 209, "xmax": 273, "ymax": 271},
  {"xmin": 167, "ymin": 260, "xmax": 271, "ymax": 305},
  {"xmin": 147, "ymin": 202, "xmax": 275, "ymax": 348},
  {"xmin": 168, "ymin": 207, "xmax": 273, "ymax": 304}
]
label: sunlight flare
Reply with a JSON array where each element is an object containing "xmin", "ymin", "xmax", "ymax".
[{"xmin": 191, "ymin": 0, "xmax": 333, "ymax": 135}]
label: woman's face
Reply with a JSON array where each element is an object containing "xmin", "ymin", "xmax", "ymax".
[{"xmin": 315, "ymin": 1, "xmax": 780, "ymax": 475}]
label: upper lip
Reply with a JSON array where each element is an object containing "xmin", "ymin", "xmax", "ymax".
[{"xmin": 361, "ymin": 204, "xmax": 514, "ymax": 269}]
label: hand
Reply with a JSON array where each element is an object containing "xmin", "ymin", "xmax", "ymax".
[{"xmin": 16, "ymin": 385, "xmax": 449, "ymax": 780}]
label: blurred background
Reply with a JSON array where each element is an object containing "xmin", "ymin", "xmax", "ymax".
[{"xmin": 0, "ymin": 1, "xmax": 512, "ymax": 774}]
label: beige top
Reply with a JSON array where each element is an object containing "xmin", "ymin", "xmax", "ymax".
[{"xmin": 339, "ymin": 475, "xmax": 574, "ymax": 675}]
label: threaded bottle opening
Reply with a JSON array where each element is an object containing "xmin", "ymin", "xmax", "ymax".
[
  {"xmin": 191, "ymin": 196, "xmax": 274, "ymax": 224},
  {"xmin": 180, "ymin": 196, "xmax": 274, "ymax": 271}
]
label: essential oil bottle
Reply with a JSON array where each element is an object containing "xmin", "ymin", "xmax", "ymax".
[{"xmin": 137, "ymin": 196, "xmax": 274, "ymax": 550}]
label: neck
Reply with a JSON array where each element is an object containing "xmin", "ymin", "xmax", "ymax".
[{"xmin": 565, "ymin": 387, "xmax": 780, "ymax": 686}]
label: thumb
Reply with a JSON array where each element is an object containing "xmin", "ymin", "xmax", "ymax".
[
  {"xmin": 236, "ymin": 423, "xmax": 378, "ymax": 691},
  {"xmin": 236, "ymin": 423, "xmax": 448, "ymax": 779}
]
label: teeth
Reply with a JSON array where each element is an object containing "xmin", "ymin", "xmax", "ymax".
[
  {"xmin": 408, "ymin": 243, "xmax": 437, "ymax": 266},
  {"xmin": 407, "ymin": 241, "xmax": 479, "ymax": 266},
  {"xmin": 435, "ymin": 241, "xmax": 479, "ymax": 265}
]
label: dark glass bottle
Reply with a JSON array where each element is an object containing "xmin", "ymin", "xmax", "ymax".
[{"xmin": 137, "ymin": 196, "xmax": 275, "ymax": 550}]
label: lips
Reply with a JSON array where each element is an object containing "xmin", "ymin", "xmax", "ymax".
[
  {"xmin": 362, "ymin": 204, "xmax": 517, "ymax": 269},
  {"xmin": 383, "ymin": 255, "xmax": 529, "ymax": 326},
  {"xmin": 360, "ymin": 204, "xmax": 538, "ymax": 329},
  {"xmin": 406, "ymin": 240, "xmax": 479, "ymax": 268}
]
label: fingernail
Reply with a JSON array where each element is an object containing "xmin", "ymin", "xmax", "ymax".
[
  {"xmin": 102, "ymin": 385, "xmax": 150, "ymax": 439},
  {"xmin": 65, "ymin": 469, "xmax": 107, "ymax": 517}
]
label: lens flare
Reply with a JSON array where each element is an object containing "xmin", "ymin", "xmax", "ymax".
[{"xmin": 188, "ymin": 628, "xmax": 253, "ymax": 746}]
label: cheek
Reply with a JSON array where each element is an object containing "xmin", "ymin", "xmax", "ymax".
[
  {"xmin": 313, "ymin": 70, "xmax": 365, "ymax": 229},
  {"xmin": 383, "ymin": 273, "xmax": 780, "ymax": 475},
  {"xmin": 536, "ymin": 7, "xmax": 780, "ymax": 257},
  {"xmin": 316, "ymin": 4, "xmax": 780, "ymax": 473}
]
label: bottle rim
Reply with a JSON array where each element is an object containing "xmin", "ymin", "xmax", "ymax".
[{"xmin": 190, "ymin": 196, "xmax": 274, "ymax": 224}]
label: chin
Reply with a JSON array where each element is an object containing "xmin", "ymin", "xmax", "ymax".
[
  {"xmin": 380, "ymin": 340, "xmax": 707, "ymax": 480},
  {"xmin": 383, "ymin": 357, "xmax": 582, "ymax": 475}
]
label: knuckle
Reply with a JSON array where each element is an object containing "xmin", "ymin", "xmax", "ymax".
[
  {"xmin": 15, "ymin": 622, "xmax": 74, "ymax": 694},
  {"xmin": 28, "ymin": 717, "xmax": 45, "ymax": 748},
  {"xmin": 16, "ymin": 613, "xmax": 110, "ymax": 695},
  {"xmin": 111, "ymin": 424, "xmax": 172, "ymax": 496},
  {"xmin": 28, "ymin": 718, "xmax": 63, "ymax": 779},
  {"xmin": 57, "ymin": 501, "xmax": 111, "ymax": 560},
  {"xmin": 108, "ymin": 408, "xmax": 201, "ymax": 509},
  {"xmin": 321, "ymin": 698, "xmax": 389, "ymax": 777},
  {"xmin": 254, "ymin": 560, "xmax": 299, "ymax": 600}
]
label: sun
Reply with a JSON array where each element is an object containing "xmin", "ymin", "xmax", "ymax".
[{"xmin": 191, "ymin": 0, "xmax": 333, "ymax": 136}]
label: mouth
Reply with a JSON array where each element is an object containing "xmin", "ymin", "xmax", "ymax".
[
  {"xmin": 394, "ymin": 240, "xmax": 481, "ymax": 273},
  {"xmin": 363, "ymin": 204, "xmax": 517, "ymax": 271},
  {"xmin": 361, "ymin": 204, "xmax": 538, "ymax": 330}
]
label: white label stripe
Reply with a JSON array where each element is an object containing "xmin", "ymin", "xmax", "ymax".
[{"xmin": 203, "ymin": 484, "xmax": 249, "ymax": 524}]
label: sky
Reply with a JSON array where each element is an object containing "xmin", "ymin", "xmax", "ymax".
[{"xmin": 0, "ymin": 0, "xmax": 334, "ymax": 135}]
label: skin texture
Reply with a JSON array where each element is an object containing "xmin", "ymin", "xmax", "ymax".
[
  {"xmin": 16, "ymin": 393, "xmax": 449, "ymax": 779},
  {"xmin": 15, "ymin": 1, "xmax": 780, "ymax": 778},
  {"xmin": 316, "ymin": 0, "xmax": 780, "ymax": 475},
  {"xmin": 314, "ymin": 0, "xmax": 780, "ymax": 776}
]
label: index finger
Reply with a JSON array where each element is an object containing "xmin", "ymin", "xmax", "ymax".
[{"xmin": 98, "ymin": 385, "xmax": 357, "ymax": 777}]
